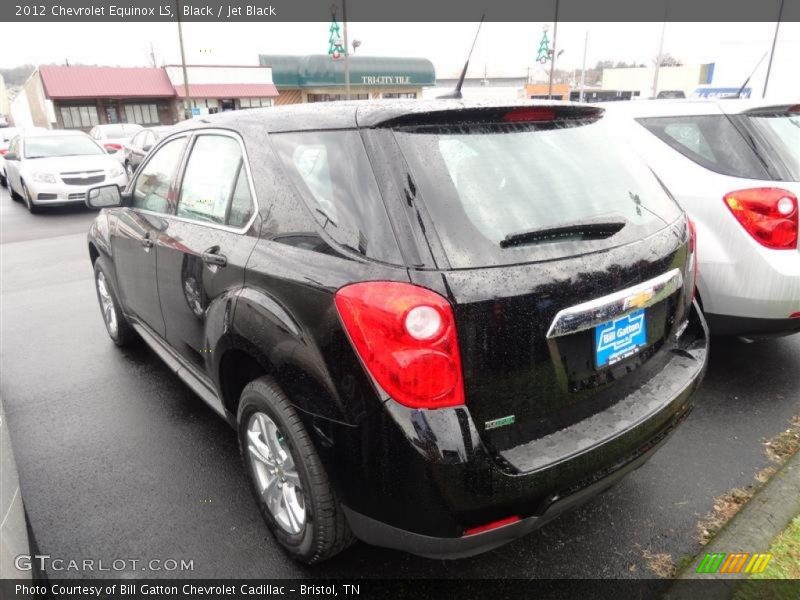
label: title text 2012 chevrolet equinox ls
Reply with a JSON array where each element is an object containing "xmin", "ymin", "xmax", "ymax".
[{"xmin": 85, "ymin": 101, "xmax": 708, "ymax": 564}]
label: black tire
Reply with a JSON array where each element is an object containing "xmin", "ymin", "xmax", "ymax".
[
  {"xmin": 9, "ymin": 181, "xmax": 22, "ymax": 202},
  {"xmin": 22, "ymin": 182, "xmax": 41, "ymax": 214},
  {"xmin": 93, "ymin": 258, "xmax": 137, "ymax": 347},
  {"xmin": 238, "ymin": 376, "xmax": 354, "ymax": 564},
  {"xmin": 0, "ymin": 173, "xmax": 6, "ymax": 188}
]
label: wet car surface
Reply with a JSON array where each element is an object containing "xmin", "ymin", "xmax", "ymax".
[{"xmin": 2, "ymin": 177, "xmax": 798, "ymax": 578}]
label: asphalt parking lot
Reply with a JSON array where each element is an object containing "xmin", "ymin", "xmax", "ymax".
[{"xmin": 1, "ymin": 183, "xmax": 798, "ymax": 580}]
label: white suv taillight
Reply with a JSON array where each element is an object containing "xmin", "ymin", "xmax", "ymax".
[{"xmin": 724, "ymin": 188, "xmax": 798, "ymax": 250}]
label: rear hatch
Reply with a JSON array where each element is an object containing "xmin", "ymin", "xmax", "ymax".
[{"xmin": 387, "ymin": 105, "xmax": 693, "ymax": 458}]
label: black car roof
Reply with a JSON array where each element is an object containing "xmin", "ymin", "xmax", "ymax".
[{"xmin": 172, "ymin": 99, "xmax": 588, "ymax": 135}]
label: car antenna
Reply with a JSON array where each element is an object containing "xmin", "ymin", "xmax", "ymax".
[
  {"xmin": 736, "ymin": 52, "xmax": 767, "ymax": 99},
  {"xmin": 438, "ymin": 15, "xmax": 485, "ymax": 99}
]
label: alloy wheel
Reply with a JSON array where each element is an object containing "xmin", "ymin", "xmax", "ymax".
[
  {"xmin": 246, "ymin": 411, "xmax": 306, "ymax": 534},
  {"xmin": 96, "ymin": 271, "xmax": 118, "ymax": 337}
]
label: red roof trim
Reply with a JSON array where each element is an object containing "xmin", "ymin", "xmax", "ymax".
[{"xmin": 39, "ymin": 65, "xmax": 176, "ymax": 99}]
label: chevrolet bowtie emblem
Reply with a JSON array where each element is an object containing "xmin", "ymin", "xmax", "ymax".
[{"xmin": 623, "ymin": 289, "xmax": 655, "ymax": 311}]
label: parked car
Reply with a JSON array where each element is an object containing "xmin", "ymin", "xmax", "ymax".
[
  {"xmin": 122, "ymin": 125, "xmax": 173, "ymax": 179},
  {"xmin": 0, "ymin": 127, "xmax": 46, "ymax": 188},
  {"xmin": 89, "ymin": 123, "xmax": 144, "ymax": 163},
  {"xmin": 85, "ymin": 101, "xmax": 708, "ymax": 564},
  {"xmin": 604, "ymin": 100, "xmax": 800, "ymax": 337},
  {"xmin": 5, "ymin": 129, "xmax": 127, "ymax": 213}
]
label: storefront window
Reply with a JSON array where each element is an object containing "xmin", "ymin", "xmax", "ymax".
[
  {"xmin": 240, "ymin": 98, "xmax": 273, "ymax": 108},
  {"xmin": 125, "ymin": 103, "xmax": 160, "ymax": 125},
  {"xmin": 60, "ymin": 105, "xmax": 99, "ymax": 129},
  {"xmin": 382, "ymin": 92, "xmax": 417, "ymax": 99},
  {"xmin": 307, "ymin": 93, "xmax": 369, "ymax": 103}
]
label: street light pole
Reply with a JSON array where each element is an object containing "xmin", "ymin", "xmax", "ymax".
[
  {"xmin": 343, "ymin": 0, "xmax": 351, "ymax": 100},
  {"xmin": 547, "ymin": 0, "xmax": 559, "ymax": 99},
  {"xmin": 176, "ymin": 0, "xmax": 191, "ymax": 119},
  {"xmin": 763, "ymin": 0, "xmax": 785, "ymax": 99}
]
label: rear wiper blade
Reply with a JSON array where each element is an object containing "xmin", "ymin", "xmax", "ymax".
[{"xmin": 500, "ymin": 219, "xmax": 627, "ymax": 249}]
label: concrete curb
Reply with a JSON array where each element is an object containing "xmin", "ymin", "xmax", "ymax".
[{"xmin": 665, "ymin": 449, "xmax": 800, "ymax": 599}]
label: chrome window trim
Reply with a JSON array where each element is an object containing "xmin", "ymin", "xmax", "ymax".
[
  {"xmin": 546, "ymin": 268, "xmax": 684, "ymax": 339},
  {"xmin": 129, "ymin": 128, "xmax": 259, "ymax": 235}
]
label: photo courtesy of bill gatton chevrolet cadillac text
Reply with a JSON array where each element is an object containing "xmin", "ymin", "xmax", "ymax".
[{"xmin": 84, "ymin": 100, "xmax": 709, "ymax": 564}]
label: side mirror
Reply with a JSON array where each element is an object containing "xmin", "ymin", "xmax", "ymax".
[
  {"xmin": 86, "ymin": 184, "xmax": 123, "ymax": 209},
  {"xmin": 4, "ymin": 152, "xmax": 17, "ymax": 161},
  {"xmin": 142, "ymin": 144, "xmax": 152, "ymax": 152}
]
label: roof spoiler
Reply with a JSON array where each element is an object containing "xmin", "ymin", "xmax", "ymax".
[{"xmin": 374, "ymin": 105, "xmax": 604, "ymax": 129}]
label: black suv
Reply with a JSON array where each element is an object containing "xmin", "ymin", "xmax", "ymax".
[{"xmin": 85, "ymin": 101, "xmax": 708, "ymax": 564}]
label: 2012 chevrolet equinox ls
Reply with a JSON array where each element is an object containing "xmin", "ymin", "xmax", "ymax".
[{"xmin": 85, "ymin": 101, "xmax": 708, "ymax": 564}]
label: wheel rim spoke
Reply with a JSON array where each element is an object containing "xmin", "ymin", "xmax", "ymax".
[
  {"xmin": 246, "ymin": 411, "xmax": 306, "ymax": 534},
  {"xmin": 283, "ymin": 470, "xmax": 301, "ymax": 487},
  {"xmin": 283, "ymin": 486, "xmax": 303, "ymax": 533},
  {"xmin": 247, "ymin": 430, "xmax": 272, "ymax": 465},
  {"xmin": 262, "ymin": 476, "xmax": 281, "ymax": 511}
]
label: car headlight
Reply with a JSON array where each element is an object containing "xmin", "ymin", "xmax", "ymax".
[
  {"xmin": 32, "ymin": 172, "xmax": 57, "ymax": 184},
  {"xmin": 106, "ymin": 164, "xmax": 124, "ymax": 179}
]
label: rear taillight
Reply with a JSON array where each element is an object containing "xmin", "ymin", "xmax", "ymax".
[
  {"xmin": 687, "ymin": 217, "xmax": 698, "ymax": 300},
  {"xmin": 724, "ymin": 188, "xmax": 798, "ymax": 250},
  {"xmin": 104, "ymin": 143, "xmax": 122, "ymax": 152},
  {"xmin": 0, "ymin": 149, "xmax": 7, "ymax": 156},
  {"xmin": 334, "ymin": 282, "xmax": 465, "ymax": 409}
]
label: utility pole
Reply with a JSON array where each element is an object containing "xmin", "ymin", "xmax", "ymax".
[
  {"xmin": 579, "ymin": 30, "xmax": 588, "ymax": 102},
  {"xmin": 763, "ymin": 0, "xmax": 784, "ymax": 99},
  {"xmin": 342, "ymin": 0, "xmax": 351, "ymax": 100},
  {"xmin": 651, "ymin": 1, "xmax": 669, "ymax": 99},
  {"xmin": 176, "ymin": 0, "xmax": 191, "ymax": 119},
  {"xmin": 547, "ymin": 0, "xmax": 559, "ymax": 99},
  {"xmin": 149, "ymin": 42, "xmax": 157, "ymax": 68}
]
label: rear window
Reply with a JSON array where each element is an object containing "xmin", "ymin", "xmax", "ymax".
[
  {"xmin": 393, "ymin": 116, "xmax": 683, "ymax": 268},
  {"xmin": 637, "ymin": 115, "xmax": 776, "ymax": 180},
  {"xmin": 743, "ymin": 112, "xmax": 800, "ymax": 181},
  {"xmin": 270, "ymin": 130, "xmax": 402, "ymax": 264}
]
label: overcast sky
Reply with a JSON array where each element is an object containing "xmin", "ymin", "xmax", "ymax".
[{"xmin": 1, "ymin": 21, "xmax": 798, "ymax": 95}]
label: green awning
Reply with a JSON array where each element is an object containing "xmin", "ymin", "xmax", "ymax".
[{"xmin": 259, "ymin": 55, "xmax": 436, "ymax": 88}]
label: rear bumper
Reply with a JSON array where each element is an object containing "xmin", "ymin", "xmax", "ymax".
[
  {"xmin": 343, "ymin": 406, "xmax": 686, "ymax": 559},
  {"xmin": 339, "ymin": 302, "xmax": 709, "ymax": 558},
  {"xmin": 704, "ymin": 312, "xmax": 800, "ymax": 338}
]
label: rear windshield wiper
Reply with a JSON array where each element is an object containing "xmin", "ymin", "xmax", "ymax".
[{"xmin": 500, "ymin": 219, "xmax": 627, "ymax": 249}]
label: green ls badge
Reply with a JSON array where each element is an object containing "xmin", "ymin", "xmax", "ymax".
[{"xmin": 484, "ymin": 415, "xmax": 516, "ymax": 430}]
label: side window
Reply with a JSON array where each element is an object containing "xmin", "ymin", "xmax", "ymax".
[
  {"xmin": 270, "ymin": 130, "xmax": 402, "ymax": 263},
  {"xmin": 132, "ymin": 137, "xmax": 187, "ymax": 213},
  {"xmin": 637, "ymin": 115, "xmax": 771, "ymax": 180},
  {"xmin": 228, "ymin": 167, "xmax": 255, "ymax": 228},
  {"xmin": 176, "ymin": 134, "xmax": 253, "ymax": 227},
  {"xmin": 662, "ymin": 123, "xmax": 715, "ymax": 162}
]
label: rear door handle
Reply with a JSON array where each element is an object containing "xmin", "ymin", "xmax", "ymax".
[
  {"xmin": 141, "ymin": 234, "xmax": 154, "ymax": 249},
  {"xmin": 202, "ymin": 246, "xmax": 227, "ymax": 267}
]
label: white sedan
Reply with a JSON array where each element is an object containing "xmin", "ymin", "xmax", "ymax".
[
  {"xmin": 605, "ymin": 99, "xmax": 800, "ymax": 337},
  {"xmin": 4, "ymin": 129, "xmax": 128, "ymax": 213}
]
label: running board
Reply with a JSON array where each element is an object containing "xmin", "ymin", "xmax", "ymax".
[{"xmin": 129, "ymin": 321, "xmax": 228, "ymax": 420}]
